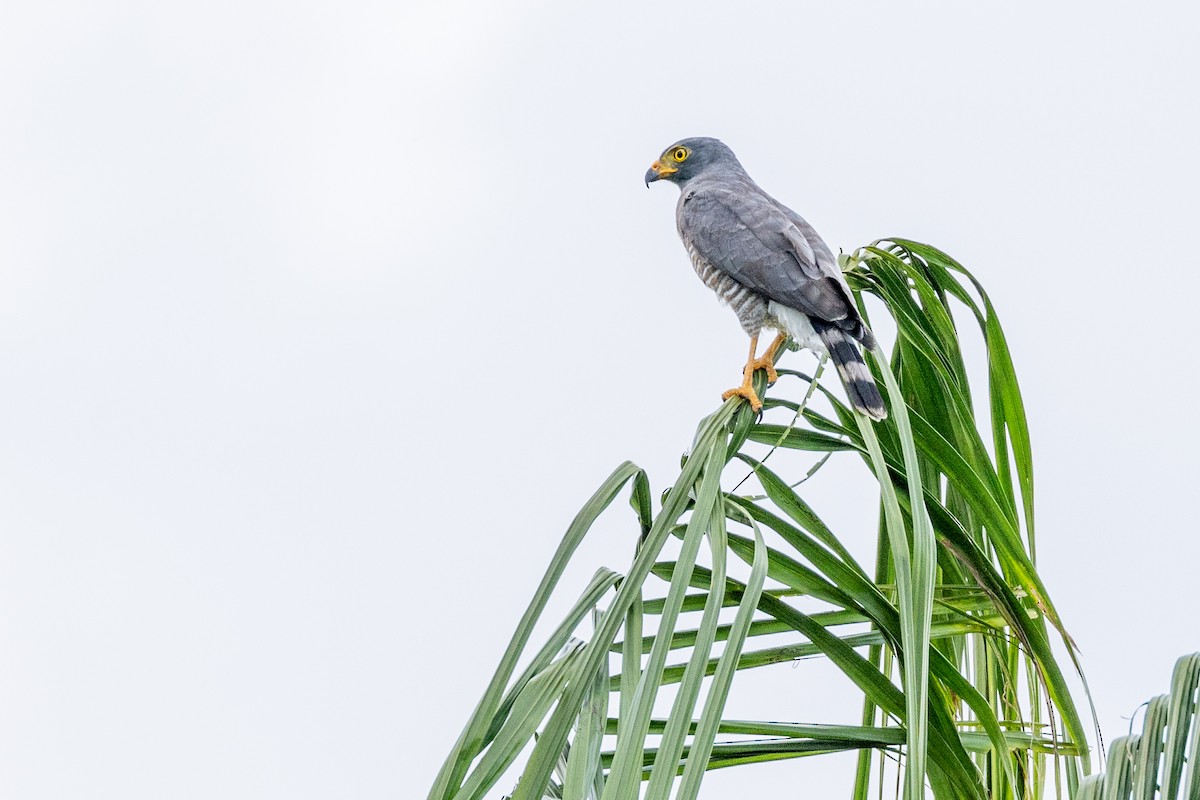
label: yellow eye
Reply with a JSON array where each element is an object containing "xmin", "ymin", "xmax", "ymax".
[{"xmin": 672, "ymin": 147, "xmax": 689, "ymax": 162}]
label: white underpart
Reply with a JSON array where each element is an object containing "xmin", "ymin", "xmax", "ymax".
[{"xmin": 766, "ymin": 302, "xmax": 827, "ymax": 354}]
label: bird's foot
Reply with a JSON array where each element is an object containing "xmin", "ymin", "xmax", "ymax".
[
  {"xmin": 722, "ymin": 379, "xmax": 764, "ymax": 413},
  {"xmin": 723, "ymin": 332, "xmax": 785, "ymax": 413},
  {"xmin": 746, "ymin": 354, "xmax": 779, "ymax": 385}
]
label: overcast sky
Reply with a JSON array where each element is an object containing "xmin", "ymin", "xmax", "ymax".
[{"xmin": 2, "ymin": 2, "xmax": 1198, "ymax": 798}]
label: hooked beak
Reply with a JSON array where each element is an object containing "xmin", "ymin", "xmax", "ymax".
[{"xmin": 644, "ymin": 158, "xmax": 677, "ymax": 187}]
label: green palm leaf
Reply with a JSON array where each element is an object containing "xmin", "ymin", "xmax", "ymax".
[
  {"xmin": 1073, "ymin": 653, "xmax": 1200, "ymax": 800},
  {"xmin": 429, "ymin": 240, "xmax": 1094, "ymax": 800}
]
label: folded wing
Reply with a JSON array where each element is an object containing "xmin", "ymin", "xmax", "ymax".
[{"xmin": 679, "ymin": 187, "xmax": 867, "ymax": 339}]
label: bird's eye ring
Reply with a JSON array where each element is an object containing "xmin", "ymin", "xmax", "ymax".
[{"xmin": 672, "ymin": 147, "xmax": 689, "ymax": 162}]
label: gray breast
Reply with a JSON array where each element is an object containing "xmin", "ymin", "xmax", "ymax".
[{"xmin": 681, "ymin": 235, "xmax": 767, "ymax": 336}]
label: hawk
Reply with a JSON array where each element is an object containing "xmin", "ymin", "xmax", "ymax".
[{"xmin": 646, "ymin": 137, "xmax": 886, "ymax": 420}]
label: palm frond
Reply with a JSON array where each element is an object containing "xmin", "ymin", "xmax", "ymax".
[
  {"xmin": 1075, "ymin": 653, "xmax": 1200, "ymax": 800},
  {"xmin": 428, "ymin": 240, "xmax": 1094, "ymax": 800}
]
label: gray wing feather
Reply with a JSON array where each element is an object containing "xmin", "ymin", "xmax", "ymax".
[{"xmin": 679, "ymin": 186, "xmax": 859, "ymax": 327}]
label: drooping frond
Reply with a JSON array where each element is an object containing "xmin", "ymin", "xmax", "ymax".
[{"xmin": 428, "ymin": 241, "xmax": 1096, "ymax": 800}]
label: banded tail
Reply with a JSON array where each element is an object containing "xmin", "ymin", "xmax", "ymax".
[{"xmin": 814, "ymin": 321, "xmax": 887, "ymax": 421}]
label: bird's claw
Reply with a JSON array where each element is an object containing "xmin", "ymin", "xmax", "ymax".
[
  {"xmin": 747, "ymin": 356, "xmax": 779, "ymax": 385},
  {"xmin": 722, "ymin": 382, "xmax": 764, "ymax": 413}
]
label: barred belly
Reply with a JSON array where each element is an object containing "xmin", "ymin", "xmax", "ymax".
[{"xmin": 685, "ymin": 245, "xmax": 766, "ymax": 335}]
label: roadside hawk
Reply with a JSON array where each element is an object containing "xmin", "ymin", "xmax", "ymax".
[{"xmin": 645, "ymin": 137, "xmax": 887, "ymax": 420}]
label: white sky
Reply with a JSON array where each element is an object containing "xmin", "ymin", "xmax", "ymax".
[{"xmin": 1, "ymin": 1, "xmax": 1198, "ymax": 798}]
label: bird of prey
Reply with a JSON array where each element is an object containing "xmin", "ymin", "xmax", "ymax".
[{"xmin": 645, "ymin": 137, "xmax": 886, "ymax": 420}]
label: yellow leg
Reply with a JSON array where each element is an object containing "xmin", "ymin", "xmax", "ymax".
[
  {"xmin": 721, "ymin": 333, "xmax": 787, "ymax": 412},
  {"xmin": 748, "ymin": 332, "xmax": 786, "ymax": 383}
]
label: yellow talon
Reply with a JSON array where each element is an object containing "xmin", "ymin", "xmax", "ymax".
[
  {"xmin": 722, "ymin": 379, "xmax": 764, "ymax": 412},
  {"xmin": 747, "ymin": 354, "xmax": 779, "ymax": 384},
  {"xmin": 721, "ymin": 332, "xmax": 787, "ymax": 411}
]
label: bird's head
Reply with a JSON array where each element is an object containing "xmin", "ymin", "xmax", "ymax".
[{"xmin": 644, "ymin": 137, "xmax": 740, "ymax": 188}]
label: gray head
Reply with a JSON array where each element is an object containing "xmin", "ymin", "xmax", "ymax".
[{"xmin": 644, "ymin": 137, "xmax": 744, "ymax": 188}]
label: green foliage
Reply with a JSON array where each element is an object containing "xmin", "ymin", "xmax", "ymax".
[
  {"xmin": 1075, "ymin": 653, "xmax": 1200, "ymax": 800},
  {"xmin": 427, "ymin": 241, "xmax": 1093, "ymax": 800}
]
